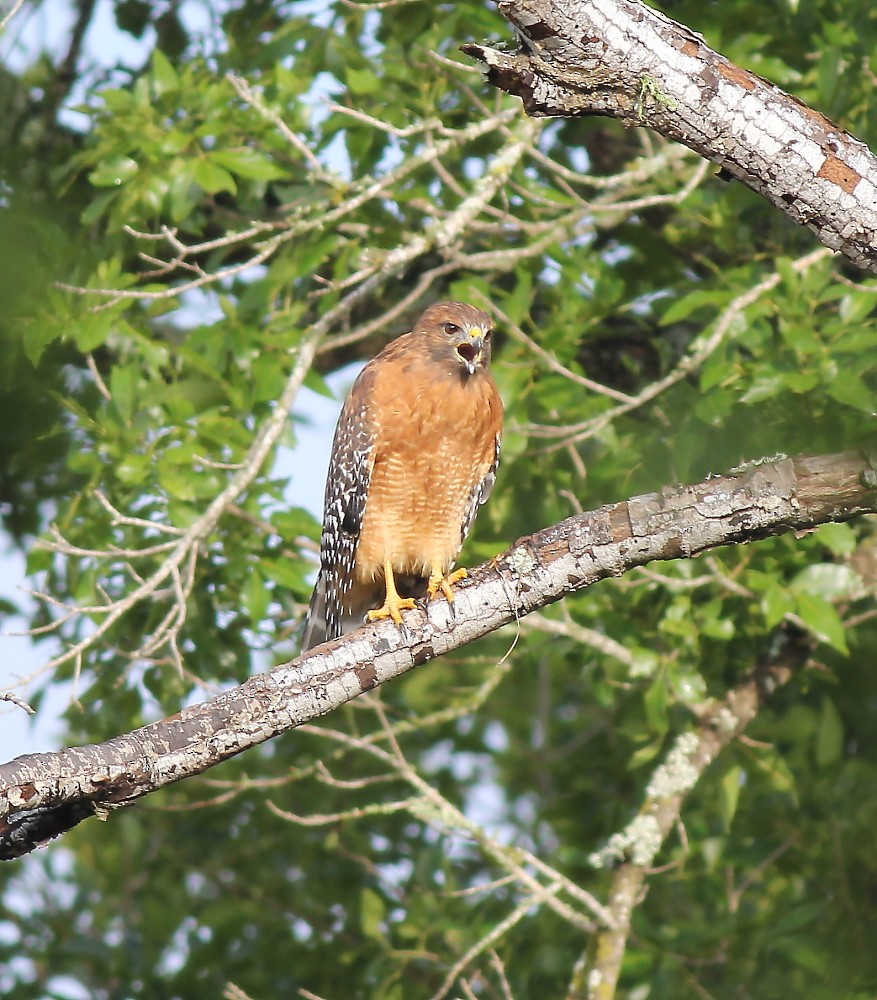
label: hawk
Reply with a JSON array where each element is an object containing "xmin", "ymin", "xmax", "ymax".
[{"xmin": 301, "ymin": 301, "xmax": 503, "ymax": 650}]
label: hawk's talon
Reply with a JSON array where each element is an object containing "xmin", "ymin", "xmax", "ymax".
[
  {"xmin": 427, "ymin": 567, "xmax": 468, "ymax": 604},
  {"xmin": 367, "ymin": 596, "xmax": 416, "ymax": 627},
  {"xmin": 368, "ymin": 558, "xmax": 417, "ymax": 630}
]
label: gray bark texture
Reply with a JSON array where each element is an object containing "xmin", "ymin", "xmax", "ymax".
[
  {"xmin": 462, "ymin": 0, "xmax": 877, "ymax": 272},
  {"xmin": 2, "ymin": 450, "xmax": 875, "ymax": 860}
]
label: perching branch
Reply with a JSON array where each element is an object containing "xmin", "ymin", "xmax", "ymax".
[
  {"xmin": 2, "ymin": 449, "xmax": 875, "ymax": 860},
  {"xmin": 462, "ymin": 0, "xmax": 877, "ymax": 272}
]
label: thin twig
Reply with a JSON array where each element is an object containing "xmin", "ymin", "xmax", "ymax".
[
  {"xmin": 226, "ymin": 73, "xmax": 331, "ymax": 181},
  {"xmin": 528, "ymin": 246, "xmax": 835, "ymax": 449},
  {"xmin": 0, "ymin": 691, "xmax": 36, "ymax": 715},
  {"xmin": 429, "ymin": 885, "xmax": 560, "ymax": 1000},
  {"xmin": 0, "ymin": 0, "xmax": 26, "ymax": 33}
]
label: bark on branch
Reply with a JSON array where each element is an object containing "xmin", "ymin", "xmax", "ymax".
[
  {"xmin": 575, "ymin": 627, "xmax": 810, "ymax": 1000},
  {"xmin": 462, "ymin": 0, "xmax": 877, "ymax": 272},
  {"xmin": 2, "ymin": 450, "xmax": 875, "ymax": 860}
]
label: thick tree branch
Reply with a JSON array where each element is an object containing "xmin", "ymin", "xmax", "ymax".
[
  {"xmin": 462, "ymin": 0, "xmax": 877, "ymax": 272},
  {"xmin": 2, "ymin": 450, "xmax": 875, "ymax": 860}
]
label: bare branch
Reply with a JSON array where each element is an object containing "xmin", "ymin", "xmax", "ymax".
[
  {"xmin": 2, "ymin": 449, "xmax": 875, "ymax": 859},
  {"xmin": 299, "ymin": 714, "xmax": 606, "ymax": 931},
  {"xmin": 0, "ymin": 0, "xmax": 27, "ymax": 33},
  {"xmin": 85, "ymin": 354, "xmax": 112, "ymax": 401},
  {"xmin": 61, "ymin": 105, "xmax": 522, "ymax": 308},
  {"xmin": 522, "ymin": 611, "xmax": 638, "ymax": 669},
  {"xmin": 429, "ymin": 883, "xmax": 561, "ymax": 1000},
  {"xmin": 0, "ymin": 692, "xmax": 35, "ymax": 716},
  {"xmin": 487, "ymin": 297, "xmax": 634, "ymax": 404}
]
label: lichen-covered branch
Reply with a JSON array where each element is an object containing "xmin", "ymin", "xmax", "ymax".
[
  {"xmin": 1, "ymin": 450, "xmax": 874, "ymax": 859},
  {"xmin": 463, "ymin": 0, "xmax": 877, "ymax": 272},
  {"xmin": 570, "ymin": 628, "xmax": 812, "ymax": 1000}
]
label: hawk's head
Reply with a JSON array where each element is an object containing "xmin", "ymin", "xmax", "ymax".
[{"xmin": 416, "ymin": 301, "xmax": 494, "ymax": 376}]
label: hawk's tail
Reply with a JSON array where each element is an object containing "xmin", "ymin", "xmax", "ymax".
[
  {"xmin": 301, "ymin": 571, "xmax": 329, "ymax": 652},
  {"xmin": 302, "ymin": 573, "xmax": 424, "ymax": 652}
]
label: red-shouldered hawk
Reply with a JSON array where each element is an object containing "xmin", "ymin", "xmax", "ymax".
[{"xmin": 301, "ymin": 301, "xmax": 503, "ymax": 651}]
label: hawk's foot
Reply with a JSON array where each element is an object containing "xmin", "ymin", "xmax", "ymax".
[
  {"xmin": 426, "ymin": 567, "xmax": 468, "ymax": 604},
  {"xmin": 367, "ymin": 595, "xmax": 416, "ymax": 626}
]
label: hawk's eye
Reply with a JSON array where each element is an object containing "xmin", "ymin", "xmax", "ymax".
[
  {"xmin": 442, "ymin": 322, "xmax": 460, "ymax": 337},
  {"xmin": 484, "ymin": 329, "xmax": 493, "ymax": 340}
]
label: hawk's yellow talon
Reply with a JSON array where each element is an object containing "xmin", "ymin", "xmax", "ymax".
[
  {"xmin": 427, "ymin": 567, "xmax": 468, "ymax": 603},
  {"xmin": 367, "ymin": 596, "xmax": 416, "ymax": 625},
  {"xmin": 368, "ymin": 557, "xmax": 416, "ymax": 627}
]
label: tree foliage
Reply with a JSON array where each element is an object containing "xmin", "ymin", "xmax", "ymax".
[{"xmin": 1, "ymin": 1, "xmax": 876, "ymax": 998}]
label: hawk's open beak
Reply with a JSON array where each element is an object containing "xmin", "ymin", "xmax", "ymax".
[{"xmin": 456, "ymin": 326, "xmax": 485, "ymax": 375}]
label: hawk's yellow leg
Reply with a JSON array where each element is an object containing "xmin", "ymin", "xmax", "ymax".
[
  {"xmin": 367, "ymin": 558, "xmax": 417, "ymax": 625},
  {"xmin": 427, "ymin": 565, "xmax": 468, "ymax": 604}
]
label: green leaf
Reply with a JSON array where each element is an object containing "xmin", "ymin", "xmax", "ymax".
[
  {"xmin": 81, "ymin": 189, "xmax": 119, "ymax": 225},
  {"xmin": 739, "ymin": 375, "xmax": 783, "ymax": 404},
  {"xmin": 643, "ymin": 675, "xmax": 669, "ymax": 735},
  {"xmin": 825, "ymin": 373, "xmax": 875, "ymax": 412},
  {"xmin": 757, "ymin": 749, "xmax": 799, "ymax": 804},
  {"xmin": 261, "ymin": 557, "xmax": 310, "ymax": 593},
  {"xmin": 629, "ymin": 737, "xmax": 665, "ymax": 769},
  {"xmin": 501, "ymin": 269, "xmax": 534, "ymax": 325},
  {"xmin": 26, "ymin": 546, "xmax": 53, "ymax": 575},
  {"xmin": 162, "ymin": 442, "xmax": 199, "ymax": 466},
  {"xmin": 346, "ymin": 67, "xmax": 381, "ymax": 94},
  {"xmin": 720, "ymin": 765, "xmax": 742, "ymax": 831},
  {"xmin": 779, "ymin": 318, "xmax": 821, "ymax": 353},
  {"xmin": 782, "ymin": 369, "xmax": 819, "ymax": 393},
  {"xmin": 773, "ymin": 901, "xmax": 826, "ymax": 937},
  {"xmin": 250, "ymin": 353, "xmax": 286, "ymax": 403},
  {"xmin": 792, "ymin": 563, "xmax": 859, "ymax": 602},
  {"xmin": 209, "ymin": 148, "xmax": 287, "ymax": 181},
  {"xmin": 89, "ymin": 156, "xmax": 139, "ymax": 188},
  {"xmin": 150, "ymin": 49, "xmax": 180, "ymax": 96},
  {"xmin": 72, "ymin": 310, "xmax": 115, "ymax": 353},
  {"xmin": 761, "ymin": 584, "xmax": 796, "ymax": 628},
  {"xmin": 116, "ymin": 452, "xmax": 152, "ymax": 485},
  {"xmin": 19, "ymin": 316, "xmax": 62, "ymax": 366},
  {"xmin": 660, "ymin": 289, "xmax": 727, "ymax": 326},
  {"xmin": 243, "ymin": 565, "xmax": 270, "ymax": 624},
  {"xmin": 838, "ymin": 290, "xmax": 877, "ymax": 324},
  {"xmin": 815, "ymin": 697, "xmax": 843, "ymax": 768},
  {"xmin": 794, "ymin": 592, "xmax": 848, "ymax": 653},
  {"xmin": 194, "ymin": 158, "xmax": 237, "ymax": 194},
  {"xmin": 360, "ymin": 888, "xmax": 385, "ymax": 941},
  {"xmin": 271, "ymin": 507, "xmax": 320, "ymax": 539},
  {"xmin": 157, "ymin": 464, "xmax": 197, "ymax": 501},
  {"xmin": 109, "ymin": 363, "xmax": 137, "ymax": 424},
  {"xmin": 700, "ymin": 602, "xmax": 735, "ymax": 639},
  {"xmin": 816, "ymin": 522, "xmax": 857, "ymax": 556},
  {"xmin": 167, "ymin": 165, "xmax": 199, "ymax": 223}
]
